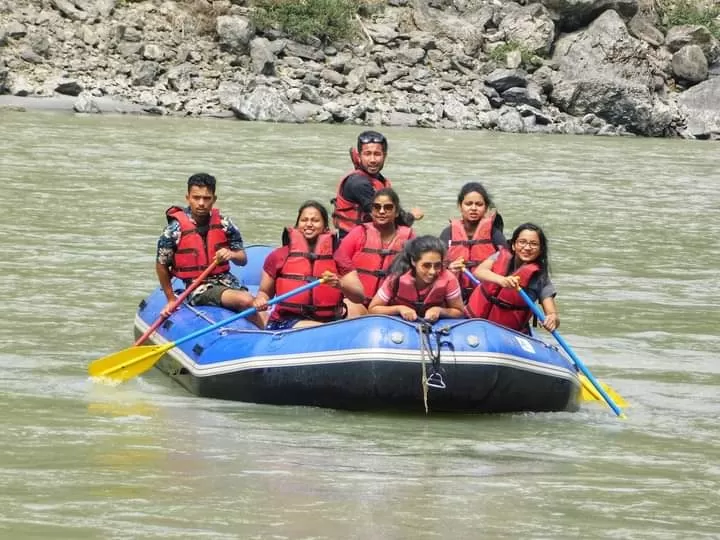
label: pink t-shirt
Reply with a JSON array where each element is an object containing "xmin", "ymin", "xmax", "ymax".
[{"xmin": 376, "ymin": 269, "xmax": 461, "ymax": 305}]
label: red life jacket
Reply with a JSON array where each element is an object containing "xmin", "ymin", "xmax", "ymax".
[
  {"xmin": 166, "ymin": 206, "xmax": 230, "ymax": 280},
  {"xmin": 274, "ymin": 228, "xmax": 344, "ymax": 321},
  {"xmin": 447, "ymin": 213, "xmax": 498, "ymax": 297},
  {"xmin": 465, "ymin": 248, "xmax": 540, "ymax": 332},
  {"xmin": 351, "ymin": 223, "xmax": 413, "ymax": 303},
  {"xmin": 388, "ymin": 269, "xmax": 455, "ymax": 317},
  {"xmin": 331, "ymin": 156, "xmax": 391, "ymax": 233}
]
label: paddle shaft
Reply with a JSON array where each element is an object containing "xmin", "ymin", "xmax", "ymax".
[
  {"xmin": 514, "ymin": 287, "xmax": 623, "ymax": 417},
  {"xmin": 462, "ymin": 269, "xmax": 624, "ymax": 417},
  {"xmin": 134, "ymin": 260, "xmax": 220, "ymax": 346},
  {"xmin": 168, "ymin": 278, "xmax": 324, "ymax": 349}
]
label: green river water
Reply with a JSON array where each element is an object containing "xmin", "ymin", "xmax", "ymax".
[{"xmin": 1, "ymin": 110, "xmax": 718, "ymax": 539}]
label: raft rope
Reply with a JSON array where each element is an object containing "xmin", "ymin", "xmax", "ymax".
[{"xmin": 417, "ymin": 320, "xmax": 448, "ymax": 413}]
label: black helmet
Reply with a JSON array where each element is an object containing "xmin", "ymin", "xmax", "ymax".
[{"xmin": 357, "ymin": 130, "xmax": 388, "ymax": 152}]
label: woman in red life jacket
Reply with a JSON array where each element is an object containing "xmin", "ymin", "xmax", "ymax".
[
  {"xmin": 252, "ymin": 201, "xmax": 365, "ymax": 330},
  {"xmin": 368, "ymin": 236, "xmax": 465, "ymax": 323},
  {"xmin": 440, "ymin": 182, "xmax": 508, "ymax": 301},
  {"xmin": 465, "ymin": 223, "xmax": 559, "ymax": 334},
  {"xmin": 336, "ymin": 188, "xmax": 416, "ymax": 318}
]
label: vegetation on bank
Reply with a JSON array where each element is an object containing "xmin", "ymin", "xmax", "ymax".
[{"xmin": 656, "ymin": 0, "xmax": 720, "ymax": 38}]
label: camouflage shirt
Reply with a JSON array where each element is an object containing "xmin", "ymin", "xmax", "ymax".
[{"xmin": 157, "ymin": 206, "xmax": 244, "ymax": 288}]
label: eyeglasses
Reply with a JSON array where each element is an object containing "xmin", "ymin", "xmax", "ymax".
[
  {"xmin": 372, "ymin": 203, "xmax": 395, "ymax": 212},
  {"xmin": 419, "ymin": 262, "xmax": 443, "ymax": 270},
  {"xmin": 515, "ymin": 239, "xmax": 540, "ymax": 249}
]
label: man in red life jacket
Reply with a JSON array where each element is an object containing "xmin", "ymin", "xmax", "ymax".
[
  {"xmin": 331, "ymin": 130, "xmax": 424, "ymax": 238},
  {"xmin": 156, "ymin": 173, "xmax": 261, "ymax": 327}
]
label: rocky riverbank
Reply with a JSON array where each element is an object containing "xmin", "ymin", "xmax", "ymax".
[{"xmin": 2, "ymin": 0, "xmax": 720, "ymax": 138}]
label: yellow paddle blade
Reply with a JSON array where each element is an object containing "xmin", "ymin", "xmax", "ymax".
[
  {"xmin": 579, "ymin": 375, "xmax": 628, "ymax": 408},
  {"xmin": 88, "ymin": 343, "xmax": 174, "ymax": 382}
]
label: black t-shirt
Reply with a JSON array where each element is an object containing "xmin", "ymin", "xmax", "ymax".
[{"xmin": 338, "ymin": 173, "xmax": 415, "ymax": 236}]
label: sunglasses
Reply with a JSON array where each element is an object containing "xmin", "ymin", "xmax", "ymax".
[
  {"xmin": 358, "ymin": 133, "xmax": 387, "ymax": 145},
  {"xmin": 372, "ymin": 203, "xmax": 395, "ymax": 212}
]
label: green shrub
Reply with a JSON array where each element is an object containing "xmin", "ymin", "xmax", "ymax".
[
  {"xmin": 658, "ymin": 0, "xmax": 720, "ymax": 38},
  {"xmin": 251, "ymin": 0, "xmax": 362, "ymax": 43},
  {"xmin": 488, "ymin": 41, "xmax": 539, "ymax": 67}
]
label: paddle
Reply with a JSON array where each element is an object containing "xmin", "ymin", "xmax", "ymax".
[
  {"xmin": 88, "ymin": 278, "xmax": 325, "ymax": 383},
  {"xmin": 134, "ymin": 259, "xmax": 220, "ymax": 346},
  {"xmin": 462, "ymin": 269, "xmax": 626, "ymax": 415}
]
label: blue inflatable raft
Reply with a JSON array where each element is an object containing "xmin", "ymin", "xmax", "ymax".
[{"xmin": 133, "ymin": 245, "xmax": 582, "ymax": 413}]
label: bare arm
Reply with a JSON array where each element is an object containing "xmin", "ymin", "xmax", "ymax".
[
  {"xmin": 472, "ymin": 257, "xmax": 518, "ymax": 288},
  {"xmin": 216, "ymin": 247, "xmax": 247, "ymax": 266},
  {"xmin": 252, "ymin": 271, "xmax": 276, "ymax": 311},
  {"xmin": 339, "ymin": 270, "xmax": 366, "ymax": 304},
  {"xmin": 540, "ymin": 296, "xmax": 560, "ymax": 331},
  {"xmin": 156, "ymin": 262, "xmax": 175, "ymax": 302},
  {"xmin": 368, "ymin": 293, "xmax": 418, "ymax": 321}
]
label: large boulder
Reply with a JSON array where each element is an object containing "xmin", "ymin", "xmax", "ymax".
[
  {"xmin": 498, "ymin": 3, "xmax": 555, "ymax": 56},
  {"xmin": 677, "ymin": 77, "xmax": 720, "ymax": 138},
  {"xmin": 230, "ymin": 86, "xmax": 299, "ymax": 123},
  {"xmin": 550, "ymin": 10, "xmax": 674, "ymax": 135},
  {"xmin": 539, "ymin": 0, "xmax": 638, "ymax": 32},
  {"xmin": 672, "ymin": 45, "xmax": 708, "ymax": 84},
  {"xmin": 216, "ymin": 15, "xmax": 254, "ymax": 55}
]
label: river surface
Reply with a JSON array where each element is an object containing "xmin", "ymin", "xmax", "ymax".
[{"xmin": 1, "ymin": 110, "xmax": 719, "ymax": 539}]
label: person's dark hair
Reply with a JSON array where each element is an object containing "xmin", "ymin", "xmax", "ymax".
[
  {"xmin": 295, "ymin": 200, "xmax": 329, "ymax": 230},
  {"xmin": 187, "ymin": 173, "xmax": 216, "ymax": 194},
  {"xmin": 357, "ymin": 130, "xmax": 388, "ymax": 153},
  {"xmin": 388, "ymin": 235, "xmax": 446, "ymax": 277},
  {"xmin": 457, "ymin": 181, "xmax": 493, "ymax": 207},
  {"xmin": 510, "ymin": 223, "xmax": 551, "ymax": 275},
  {"xmin": 372, "ymin": 187, "xmax": 406, "ymax": 228}
]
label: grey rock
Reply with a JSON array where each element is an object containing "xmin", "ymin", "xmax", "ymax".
[
  {"xmin": 230, "ymin": 86, "xmax": 299, "ymax": 123},
  {"xmin": 142, "ymin": 44, "xmax": 164, "ymax": 61},
  {"xmin": 300, "ymin": 84, "xmax": 323, "ymax": 105},
  {"xmin": 677, "ymin": 77, "xmax": 720, "ymax": 138},
  {"xmin": 485, "ymin": 68, "xmax": 528, "ymax": 93},
  {"xmin": 5, "ymin": 21, "xmax": 27, "ymax": 38},
  {"xmin": 216, "ymin": 15, "xmax": 254, "ymax": 54},
  {"xmin": 539, "ymin": 0, "xmax": 638, "ymax": 32},
  {"xmin": 121, "ymin": 26, "xmax": 143, "ymax": 43},
  {"xmin": 531, "ymin": 65, "xmax": 554, "ymax": 94},
  {"xmin": 384, "ymin": 111, "xmax": 418, "ymax": 127},
  {"xmin": 321, "ymin": 68, "xmax": 345, "ymax": 86},
  {"xmin": 80, "ymin": 26, "xmax": 99, "ymax": 47},
  {"xmin": 250, "ymin": 37, "xmax": 276, "ymax": 76},
  {"xmin": 167, "ymin": 63, "xmax": 198, "ymax": 92},
  {"xmin": 672, "ymin": 45, "xmax": 708, "ymax": 84},
  {"xmin": 408, "ymin": 31, "xmax": 436, "ymax": 50},
  {"xmin": 293, "ymin": 101, "xmax": 323, "ymax": 121},
  {"xmin": 327, "ymin": 51, "xmax": 354, "ymax": 74},
  {"xmin": 284, "ymin": 41, "xmax": 325, "ymax": 62},
  {"xmin": 51, "ymin": 0, "xmax": 88, "ymax": 21},
  {"xmin": 55, "ymin": 81, "xmax": 83, "ymax": 96},
  {"xmin": 117, "ymin": 41, "xmax": 142, "ymax": 58},
  {"xmin": 20, "ymin": 49, "xmax": 44, "ymax": 64},
  {"xmin": 628, "ymin": 15, "xmax": 664, "ymax": 47},
  {"xmin": 496, "ymin": 107, "xmax": 525, "ymax": 132},
  {"xmin": 367, "ymin": 23, "xmax": 399, "ymax": 45},
  {"xmin": 132, "ymin": 61, "xmax": 161, "ymax": 87},
  {"xmin": 499, "ymin": 3, "xmax": 555, "ymax": 56},
  {"xmin": 394, "ymin": 47, "xmax": 426, "ymax": 66},
  {"xmin": 502, "ymin": 86, "xmax": 544, "ymax": 108},
  {"xmin": 73, "ymin": 91, "xmax": 101, "ymax": 113},
  {"xmin": 665, "ymin": 25, "xmax": 720, "ymax": 64},
  {"xmin": 346, "ymin": 67, "xmax": 366, "ymax": 93}
]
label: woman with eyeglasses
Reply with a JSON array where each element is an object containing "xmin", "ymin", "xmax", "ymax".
[
  {"xmin": 252, "ymin": 200, "xmax": 365, "ymax": 329},
  {"xmin": 465, "ymin": 223, "xmax": 559, "ymax": 333},
  {"xmin": 336, "ymin": 188, "xmax": 416, "ymax": 317},
  {"xmin": 331, "ymin": 130, "xmax": 423, "ymax": 239},
  {"xmin": 367, "ymin": 236, "xmax": 464, "ymax": 322},
  {"xmin": 441, "ymin": 182, "xmax": 508, "ymax": 300}
]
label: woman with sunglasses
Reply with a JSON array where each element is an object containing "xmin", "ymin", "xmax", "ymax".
[
  {"xmin": 465, "ymin": 223, "xmax": 559, "ymax": 333},
  {"xmin": 336, "ymin": 188, "xmax": 416, "ymax": 317},
  {"xmin": 368, "ymin": 236, "xmax": 464, "ymax": 322},
  {"xmin": 252, "ymin": 201, "xmax": 365, "ymax": 329},
  {"xmin": 331, "ymin": 130, "xmax": 423, "ymax": 239},
  {"xmin": 440, "ymin": 182, "xmax": 508, "ymax": 300}
]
